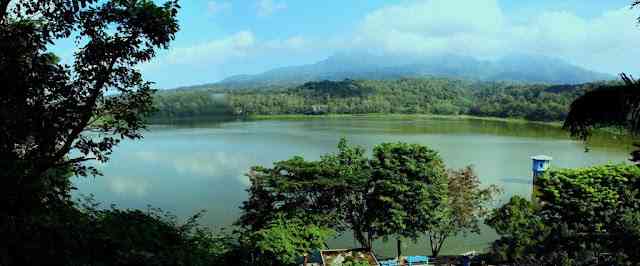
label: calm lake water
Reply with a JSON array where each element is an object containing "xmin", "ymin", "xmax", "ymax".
[{"xmin": 73, "ymin": 116, "xmax": 633, "ymax": 257}]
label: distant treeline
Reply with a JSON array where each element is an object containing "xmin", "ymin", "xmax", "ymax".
[{"xmin": 151, "ymin": 78, "xmax": 618, "ymax": 122}]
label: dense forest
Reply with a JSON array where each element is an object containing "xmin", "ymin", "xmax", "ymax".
[{"xmin": 151, "ymin": 78, "xmax": 617, "ymax": 122}]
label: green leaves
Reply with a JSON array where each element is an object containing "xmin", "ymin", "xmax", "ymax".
[
  {"xmin": 0, "ymin": 1, "xmax": 180, "ymax": 263},
  {"xmin": 488, "ymin": 164, "xmax": 640, "ymax": 264},
  {"xmin": 368, "ymin": 142, "xmax": 449, "ymax": 241},
  {"xmin": 253, "ymin": 215, "xmax": 335, "ymax": 266},
  {"xmin": 239, "ymin": 139, "xmax": 455, "ymax": 252},
  {"xmin": 0, "ymin": 0, "xmax": 180, "ymax": 211},
  {"xmin": 426, "ymin": 166, "xmax": 500, "ymax": 256}
]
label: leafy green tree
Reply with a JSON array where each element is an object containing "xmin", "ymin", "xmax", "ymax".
[
  {"xmin": 238, "ymin": 155, "xmax": 346, "ymax": 232},
  {"xmin": 253, "ymin": 215, "xmax": 334, "ymax": 266},
  {"xmin": 426, "ymin": 166, "xmax": 500, "ymax": 256},
  {"xmin": 486, "ymin": 196, "xmax": 549, "ymax": 263},
  {"xmin": 487, "ymin": 164, "xmax": 640, "ymax": 265},
  {"xmin": 367, "ymin": 142, "xmax": 449, "ymax": 258},
  {"xmin": 238, "ymin": 139, "xmax": 374, "ymax": 248},
  {"xmin": 322, "ymin": 139, "xmax": 375, "ymax": 249}
]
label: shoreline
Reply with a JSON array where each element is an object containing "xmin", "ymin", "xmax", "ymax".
[{"xmin": 247, "ymin": 113, "xmax": 563, "ymax": 127}]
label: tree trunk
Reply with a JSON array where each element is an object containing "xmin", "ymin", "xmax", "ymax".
[
  {"xmin": 0, "ymin": 0, "xmax": 11, "ymax": 20},
  {"xmin": 396, "ymin": 238, "xmax": 402, "ymax": 263}
]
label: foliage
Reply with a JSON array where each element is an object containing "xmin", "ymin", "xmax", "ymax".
[
  {"xmin": 238, "ymin": 139, "xmax": 462, "ymax": 254},
  {"xmin": 0, "ymin": 0, "xmax": 179, "ymax": 213},
  {"xmin": 152, "ymin": 90, "xmax": 233, "ymax": 119},
  {"xmin": 367, "ymin": 142, "xmax": 449, "ymax": 244},
  {"xmin": 426, "ymin": 166, "xmax": 500, "ymax": 256},
  {"xmin": 340, "ymin": 256, "xmax": 371, "ymax": 266},
  {"xmin": 486, "ymin": 196, "xmax": 549, "ymax": 263},
  {"xmin": 154, "ymin": 78, "xmax": 618, "ymax": 122},
  {"xmin": 487, "ymin": 164, "xmax": 640, "ymax": 265},
  {"xmin": 564, "ymin": 74, "xmax": 640, "ymax": 141},
  {"xmin": 0, "ymin": 0, "xmax": 181, "ymax": 264},
  {"xmin": 252, "ymin": 215, "xmax": 334, "ymax": 266},
  {"xmin": 238, "ymin": 139, "xmax": 374, "ymax": 247},
  {"xmin": 0, "ymin": 195, "xmax": 225, "ymax": 266}
]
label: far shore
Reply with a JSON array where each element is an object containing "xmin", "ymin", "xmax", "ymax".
[{"xmin": 248, "ymin": 113, "xmax": 564, "ymax": 127}]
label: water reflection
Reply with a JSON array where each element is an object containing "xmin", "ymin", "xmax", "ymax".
[
  {"xmin": 132, "ymin": 151, "xmax": 252, "ymax": 185},
  {"xmin": 500, "ymin": 177, "xmax": 532, "ymax": 185}
]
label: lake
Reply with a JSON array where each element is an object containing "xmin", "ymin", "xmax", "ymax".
[{"xmin": 73, "ymin": 115, "xmax": 633, "ymax": 257}]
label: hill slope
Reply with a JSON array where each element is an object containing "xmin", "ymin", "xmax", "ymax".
[{"xmin": 215, "ymin": 53, "xmax": 613, "ymax": 88}]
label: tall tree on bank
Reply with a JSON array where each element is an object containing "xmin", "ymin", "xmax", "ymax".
[
  {"xmin": 237, "ymin": 139, "xmax": 375, "ymax": 248},
  {"xmin": 367, "ymin": 143, "xmax": 449, "ymax": 258},
  {"xmin": 426, "ymin": 166, "xmax": 500, "ymax": 257},
  {"xmin": 0, "ymin": 0, "xmax": 179, "ymax": 214}
]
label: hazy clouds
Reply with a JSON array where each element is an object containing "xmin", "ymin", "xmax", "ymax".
[{"xmin": 143, "ymin": 0, "xmax": 640, "ymax": 87}]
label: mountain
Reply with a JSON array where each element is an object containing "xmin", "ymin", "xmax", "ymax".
[{"xmin": 216, "ymin": 53, "xmax": 613, "ymax": 88}]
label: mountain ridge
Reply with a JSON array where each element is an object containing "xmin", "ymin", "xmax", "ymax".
[{"xmin": 168, "ymin": 53, "xmax": 614, "ymax": 90}]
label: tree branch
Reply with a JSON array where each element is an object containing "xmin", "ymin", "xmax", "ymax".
[{"xmin": 0, "ymin": 0, "xmax": 11, "ymax": 21}]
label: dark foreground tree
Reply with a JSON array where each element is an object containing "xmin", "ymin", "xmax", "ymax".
[
  {"xmin": 0, "ymin": 0, "xmax": 179, "ymax": 264},
  {"xmin": 0, "ymin": 0, "xmax": 179, "ymax": 212}
]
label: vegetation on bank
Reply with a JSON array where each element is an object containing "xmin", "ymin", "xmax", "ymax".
[
  {"xmin": 488, "ymin": 164, "xmax": 640, "ymax": 265},
  {"xmin": 152, "ymin": 78, "xmax": 619, "ymax": 122}
]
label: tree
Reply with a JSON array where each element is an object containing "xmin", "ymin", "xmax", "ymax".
[
  {"xmin": 238, "ymin": 139, "xmax": 376, "ymax": 249},
  {"xmin": 238, "ymin": 139, "xmax": 455, "ymax": 256},
  {"xmin": 426, "ymin": 166, "xmax": 500, "ymax": 257},
  {"xmin": 367, "ymin": 142, "xmax": 449, "ymax": 258},
  {"xmin": 323, "ymin": 139, "xmax": 375, "ymax": 249},
  {"xmin": 0, "ymin": 0, "xmax": 180, "ymax": 264},
  {"xmin": 563, "ymin": 2, "xmax": 640, "ymax": 161},
  {"xmin": 252, "ymin": 215, "xmax": 334, "ymax": 266},
  {"xmin": 486, "ymin": 196, "xmax": 549, "ymax": 263},
  {"xmin": 0, "ymin": 0, "xmax": 179, "ymax": 212},
  {"xmin": 487, "ymin": 164, "xmax": 640, "ymax": 265}
]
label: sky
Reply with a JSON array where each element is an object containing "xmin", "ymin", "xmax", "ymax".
[{"xmin": 57, "ymin": 0, "xmax": 640, "ymax": 89}]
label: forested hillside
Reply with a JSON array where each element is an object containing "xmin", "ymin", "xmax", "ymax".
[
  {"xmin": 151, "ymin": 78, "xmax": 618, "ymax": 122},
  {"xmin": 217, "ymin": 53, "xmax": 613, "ymax": 87}
]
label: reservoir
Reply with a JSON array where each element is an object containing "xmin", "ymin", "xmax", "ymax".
[{"xmin": 73, "ymin": 116, "xmax": 632, "ymax": 257}]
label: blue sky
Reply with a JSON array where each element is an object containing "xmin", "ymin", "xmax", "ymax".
[{"xmin": 60, "ymin": 0, "xmax": 640, "ymax": 89}]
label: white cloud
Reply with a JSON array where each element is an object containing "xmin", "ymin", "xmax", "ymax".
[
  {"xmin": 256, "ymin": 0, "xmax": 287, "ymax": 17},
  {"xmin": 265, "ymin": 36, "xmax": 307, "ymax": 50},
  {"xmin": 161, "ymin": 31, "xmax": 255, "ymax": 65},
  {"xmin": 207, "ymin": 1, "xmax": 232, "ymax": 16},
  {"xmin": 143, "ymin": 31, "xmax": 317, "ymax": 70},
  {"xmin": 354, "ymin": 0, "xmax": 640, "ymax": 74},
  {"xmin": 141, "ymin": 0, "xmax": 640, "ymax": 85}
]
